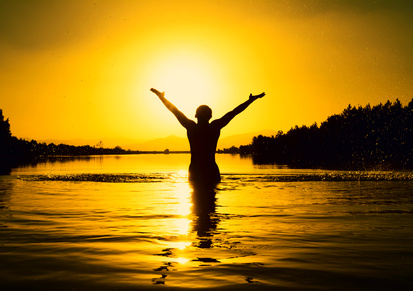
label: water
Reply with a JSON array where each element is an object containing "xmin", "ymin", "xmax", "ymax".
[{"xmin": 1, "ymin": 154, "xmax": 413, "ymax": 290}]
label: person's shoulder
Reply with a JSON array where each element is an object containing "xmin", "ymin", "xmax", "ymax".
[
  {"xmin": 210, "ymin": 119, "xmax": 224, "ymax": 129},
  {"xmin": 185, "ymin": 119, "xmax": 197, "ymax": 128}
]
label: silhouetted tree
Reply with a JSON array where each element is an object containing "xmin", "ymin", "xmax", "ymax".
[
  {"xmin": 219, "ymin": 146, "xmax": 239, "ymax": 154},
  {"xmin": 246, "ymin": 98, "xmax": 413, "ymax": 170},
  {"xmin": 0, "ymin": 109, "xmax": 12, "ymax": 155}
]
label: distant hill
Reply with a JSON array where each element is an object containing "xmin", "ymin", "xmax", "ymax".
[
  {"xmin": 34, "ymin": 130, "xmax": 277, "ymax": 152},
  {"xmin": 129, "ymin": 130, "xmax": 277, "ymax": 151},
  {"xmin": 130, "ymin": 135, "xmax": 189, "ymax": 151}
]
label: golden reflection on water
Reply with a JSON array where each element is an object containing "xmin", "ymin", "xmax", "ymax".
[
  {"xmin": 171, "ymin": 182, "xmax": 192, "ymax": 217},
  {"xmin": 154, "ymin": 176, "xmax": 221, "ymax": 271},
  {"xmin": 157, "ymin": 180, "xmax": 194, "ymax": 267},
  {"xmin": 170, "ymin": 181, "xmax": 192, "ymax": 238}
]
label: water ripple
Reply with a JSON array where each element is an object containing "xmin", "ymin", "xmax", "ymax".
[{"xmin": 19, "ymin": 171, "xmax": 413, "ymax": 183}]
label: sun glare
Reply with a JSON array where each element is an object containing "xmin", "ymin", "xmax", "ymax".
[{"xmin": 145, "ymin": 52, "xmax": 220, "ymax": 114}]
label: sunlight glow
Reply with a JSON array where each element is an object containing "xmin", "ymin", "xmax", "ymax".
[
  {"xmin": 168, "ymin": 182, "xmax": 192, "ymax": 236},
  {"xmin": 175, "ymin": 218, "xmax": 191, "ymax": 235},
  {"xmin": 175, "ymin": 257, "xmax": 190, "ymax": 264},
  {"xmin": 2, "ymin": 1, "xmax": 411, "ymax": 144},
  {"xmin": 173, "ymin": 183, "xmax": 192, "ymax": 217},
  {"xmin": 144, "ymin": 51, "xmax": 221, "ymax": 114},
  {"xmin": 171, "ymin": 241, "xmax": 192, "ymax": 250},
  {"xmin": 176, "ymin": 170, "xmax": 188, "ymax": 178}
]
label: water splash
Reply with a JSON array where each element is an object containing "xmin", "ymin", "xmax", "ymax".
[
  {"xmin": 19, "ymin": 171, "xmax": 413, "ymax": 183},
  {"xmin": 21, "ymin": 173, "xmax": 168, "ymax": 183}
]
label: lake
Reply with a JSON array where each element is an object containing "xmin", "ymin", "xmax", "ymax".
[{"xmin": 1, "ymin": 154, "xmax": 412, "ymax": 290}]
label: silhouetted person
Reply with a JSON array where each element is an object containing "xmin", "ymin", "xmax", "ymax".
[{"xmin": 150, "ymin": 88, "xmax": 265, "ymax": 188}]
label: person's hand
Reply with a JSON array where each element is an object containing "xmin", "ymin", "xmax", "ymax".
[
  {"xmin": 150, "ymin": 88, "xmax": 165, "ymax": 98},
  {"xmin": 249, "ymin": 92, "xmax": 265, "ymax": 101}
]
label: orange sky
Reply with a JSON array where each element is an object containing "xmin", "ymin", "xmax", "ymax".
[{"xmin": 1, "ymin": 0, "xmax": 412, "ymax": 146}]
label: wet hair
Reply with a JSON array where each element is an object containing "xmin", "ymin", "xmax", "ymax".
[{"xmin": 195, "ymin": 105, "xmax": 212, "ymax": 121}]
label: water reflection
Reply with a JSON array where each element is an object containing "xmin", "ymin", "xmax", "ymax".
[
  {"xmin": 191, "ymin": 183, "xmax": 219, "ymax": 249},
  {"xmin": 152, "ymin": 180, "xmax": 221, "ymax": 284},
  {"xmin": 0, "ymin": 177, "xmax": 13, "ymax": 210}
]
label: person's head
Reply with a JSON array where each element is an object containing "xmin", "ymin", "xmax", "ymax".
[{"xmin": 195, "ymin": 105, "xmax": 212, "ymax": 122}]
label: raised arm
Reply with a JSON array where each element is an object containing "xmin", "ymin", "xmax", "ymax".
[
  {"xmin": 150, "ymin": 88, "xmax": 193, "ymax": 128},
  {"xmin": 214, "ymin": 92, "xmax": 265, "ymax": 129}
]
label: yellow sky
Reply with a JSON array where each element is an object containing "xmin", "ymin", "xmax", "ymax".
[{"xmin": 1, "ymin": 0, "xmax": 412, "ymax": 145}]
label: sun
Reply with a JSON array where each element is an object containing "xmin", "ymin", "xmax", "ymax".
[{"xmin": 145, "ymin": 51, "xmax": 220, "ymax": 115}]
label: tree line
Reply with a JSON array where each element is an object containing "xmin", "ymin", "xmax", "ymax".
[
  {"xmin": 0, "ymin": 109, "xmax": 132, "ymax": 163},
  {"xmin": 228, "ymin": 99, "xmax": 413, "ymax": 170},
  {"xmin": 2, "ymin": 98, "xmax": 413, "ymax": 171}
]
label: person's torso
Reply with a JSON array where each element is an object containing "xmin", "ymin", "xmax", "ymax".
[{"xmin": 187, "ymin": 123, "xmax": 220, "ymax": 164}]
